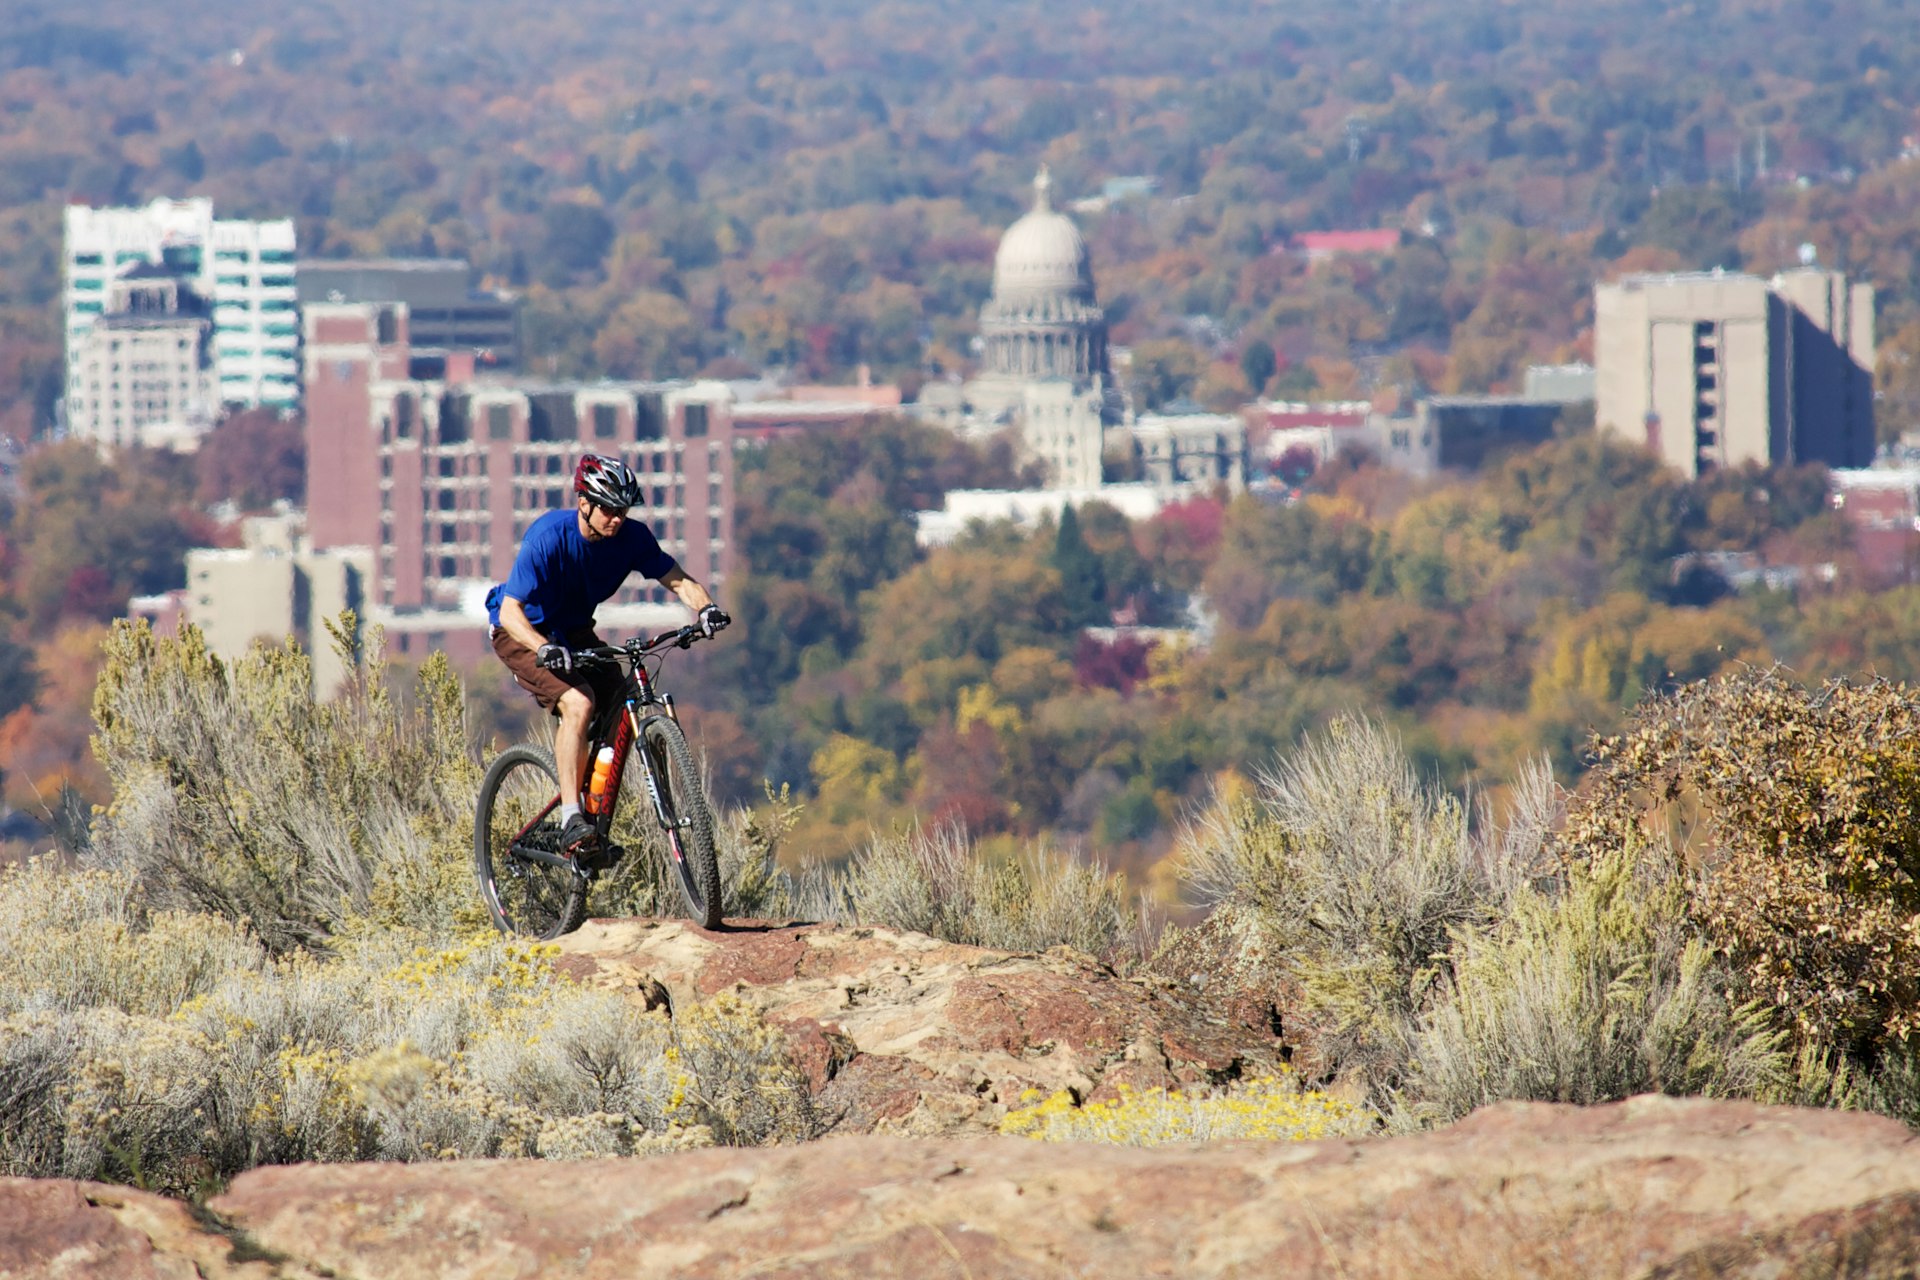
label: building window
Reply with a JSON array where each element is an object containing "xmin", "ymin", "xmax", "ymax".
[
  {"xmin": 683, "ymin": 403, "xmax": 708, "ymax": 438},
  {"xmin": 593, "ymin": 403, "xmax": 617, "ymax": 439},
  {"xmin": 393, "ymin": 394, "xmax": 414, "ymax": 439},
  {"xmin": 488, "ymin": 403, "xmax": 512, "ymax": 440}
]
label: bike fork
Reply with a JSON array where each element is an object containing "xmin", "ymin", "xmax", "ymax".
[{"xmin": 634, "ymin": 710, "xmax": 692, "ymax": 835}]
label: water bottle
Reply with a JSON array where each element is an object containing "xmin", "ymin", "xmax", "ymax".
[{"xmin": 587, "ymin": 746, "xmax": 615, "ymax": 812}]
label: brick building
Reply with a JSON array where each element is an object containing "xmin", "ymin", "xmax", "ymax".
[
  {"xmin": 303, "ymin": 301, "xmax": 735, "ymax": 661},
  {"xmin": 1830, "ymin": 467, "xmax": 1920, "ymax": 587}
]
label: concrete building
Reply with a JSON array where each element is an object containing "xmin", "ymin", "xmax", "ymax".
[
  {"xmin": 64, "ymin": 267, "xmax": 218, "ymax": 450},
  {"xmin": 182, "ymin": 512, "xmax": 372, "ymax": 699},
  {"xmin": 916, "ymin": 484, "xmax": 1176, "ymax": 548},
  {"xmin": 1128, "ymin": 411, "xmax": 1248, "ymax": 488},
  {"xmin": 1595, "ymin": 268, "xmax": 1874, "ymax": 479},
  {"xmin": 1372, "ymin": 396, "xmax": 1568, "ymax": 474},
  {"xmin": 63, "ymin": 198, "xmax": 298, "ymax": 421},
  {"xmin": 1523, "ymin": 362, "xmax": 1597, "ymax": 404},
  {"xmin": 303, "ymin": 301, "xmax": 734, "ymax": 663},
  {"xmin": 297, "ymin": 259, "xmax": 520, "ymax": 369},
  {"xmin": 918, "ymin": 168, "xmax": 1119, "ymax": 489}
]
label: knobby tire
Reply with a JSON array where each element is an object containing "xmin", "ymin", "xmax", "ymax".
[
  {"xmin": 643, "ymin": 717, "xmax": 722, "ymax": 928},
  {"xmin": 474, "ymin": 744, "xmax": 589, "ymax": 940}
]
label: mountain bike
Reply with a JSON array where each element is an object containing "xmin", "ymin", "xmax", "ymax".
[{"xmin": 473, "ymin": 621, "xmax": 726, "ymax": 939}]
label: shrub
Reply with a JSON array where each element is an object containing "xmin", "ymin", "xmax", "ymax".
[
  {"xmin": 1565, "ymin": 667, "xmax": 1920, "ymax": 1053},
  {"xmin": 89, "ymin": 619, "xmax": 484, "ymax": 950},
  {"xmin": 817, "ymin": 822, "xmax": 1140, "ymax": 960},
  {"xmin": 999, "ymin": 1071, "xmax": 1376, "ymax": 1145},
  {"xmin": 1409, "ymin": 843, "xmax": 1786, "ymax": 1123},
  {"xmin": 598, "ymin": 782, "xmax": 816, "ymax": 924},
  {"xmin": 1178, "ymin": 716, "xmax": 1537, "ymax": 1097},
  {"xmin": 0, "ymin": 856, "xmax": 818, "ymax": 1190},
  {"xmin": 0, "ymin": 858, "xmax": 261, "ymax": 1018}
]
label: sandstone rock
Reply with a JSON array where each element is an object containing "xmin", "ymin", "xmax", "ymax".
[
  {"xmin": 0, "ymin": 1177, "xmax": 310, "ymax": 1279},
  {"xmin": 182, "ymin": 1095, "xmax": 1920, "ymax": 1279},
  {"xmin": 548, "ymin": 917, "xmax": 1291, "ymax": 1135},
  {"xmin": 15, "ymin": 1094, "xmax": 1920, "ymax": 1276}
]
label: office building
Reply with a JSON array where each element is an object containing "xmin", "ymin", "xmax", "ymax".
[
  {"xmin": 183, "ymin": 513, "xmax": 371, "ymax": 699},
  {"xmin": 63, "ymin": 198, "xmax": 299, "ymax": 422},
  {"xmin": 297, "ymin": 260, "xmax": 520, "ymax": 369},
  {"xmin": 1595, "ymin": 268, "xmax": 1874, "ymax": 479},
  {"xmin": 64, "ymin": 266, "xmax": 218, "ymax": 450},
  {"xmin": 303, "ymin": 301, "xmax": 734, "ymax": 662}
]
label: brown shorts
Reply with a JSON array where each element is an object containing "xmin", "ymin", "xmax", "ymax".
[{"xmin": 492, "ymin": 626, "xmax": 621, "ymax": 715}]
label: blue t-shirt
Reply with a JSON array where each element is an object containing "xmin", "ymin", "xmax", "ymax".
[{"xmin": 486, "ymin": 509, "xmax": 679, "ymax": 637}]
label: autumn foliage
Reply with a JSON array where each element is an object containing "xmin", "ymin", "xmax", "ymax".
[{"xmin": 1567, "ymin": 668, "xmax": 1920, "ymax": 1052}]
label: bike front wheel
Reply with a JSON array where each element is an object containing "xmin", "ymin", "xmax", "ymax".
[
  {"xmin": 474, "ymin": 744, "xmax": 588, "ymax": 940},
  {"xmin": 641, "ymin": 717, "xmax": 722, "ymax": 928}
]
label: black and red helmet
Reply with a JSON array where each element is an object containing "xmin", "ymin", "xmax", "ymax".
[{"xmin": 573, "ymin": 454, "xmax": 642, "ymax": 509}]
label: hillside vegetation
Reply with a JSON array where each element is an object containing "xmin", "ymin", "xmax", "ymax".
[
  {"xmin": 7, "ymin": 625, "xmax": 1920, "ymax": 1194},
  {"xmin": 691, "ymin": 420, "xmax": 1900, "ymax": 871},
  {"xmin": 0, "ymin": 0, "xmax": 1918, "ymax": 430}
]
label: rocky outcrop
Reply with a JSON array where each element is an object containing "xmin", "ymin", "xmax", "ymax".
[
  {"xmin": 11, "ymin": 1096, "xmax": 1920, "ymax": 1278},
  {"xmin": 547, "ymin": 917, "xmax": 1295, "ymax": 1134},
  {"xmin": 0, "ymin": 1178, "xmax": 315, "ymax": 1279},
  {"xmin": 11, "ymin": 921, "xmax": 1920, "ymax": 1278}
]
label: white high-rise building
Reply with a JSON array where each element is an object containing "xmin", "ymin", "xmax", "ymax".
[{"xmin": 63, "ymin": 198, "xmax": 299, "ymax": 436}]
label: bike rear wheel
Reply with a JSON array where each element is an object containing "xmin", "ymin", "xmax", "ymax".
[
  {"xmin": 641, "ymin": 717, "xmax": 722, "ymax": 928},
  {"xmin": 474, "ymin": 744, "xmax": 589, "ymax": 940}
]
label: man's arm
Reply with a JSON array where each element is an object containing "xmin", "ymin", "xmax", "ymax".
[
  {"xmin": 497, "ymin": 595, "xmax": 549, "ymax": 653},
  {"xmin": 659, "ymin": 565, "xmax": 714, "ymax": 615}
]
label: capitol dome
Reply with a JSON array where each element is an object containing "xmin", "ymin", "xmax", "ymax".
[
  {"xmin": 977, "ymin": 167, "xmax": 1109, "ymax": 387},
  {"xmin": 992, "ymin": 167, "xmax": 1095, "ymax": 300}
]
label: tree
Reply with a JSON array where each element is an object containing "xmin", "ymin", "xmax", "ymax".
[
  {"xmin": 1239, "ymin": 339, "xmax": 1277, "ymax": 396},
  {"xmin": 8, "ymin": 442, "xmax": 208, "ymax": 629},
  {"xmin": 536, "ymin": 202, "xmax": 616, "ymax": 286},
  {"xmin": 196, "ymin": 410, "xmax": 304, "ymax": 510},
  {"xmin": 1052, "ymin": 505, "xmax": 1107, "ymax": 628}
]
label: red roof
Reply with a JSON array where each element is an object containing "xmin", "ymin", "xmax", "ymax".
[{"xmin": 1294, "ymin": 229, "xmax": 1402, "ymax": 257}]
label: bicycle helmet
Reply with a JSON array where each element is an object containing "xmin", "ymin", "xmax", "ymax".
[{"xmin": 573, "ymin": 454, "xmax": 642, "ymax": 509}]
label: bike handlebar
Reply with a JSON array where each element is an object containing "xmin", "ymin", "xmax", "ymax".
[{"xmin": 569, "ymin": 618, "xmax": 727, "ymax": 668}]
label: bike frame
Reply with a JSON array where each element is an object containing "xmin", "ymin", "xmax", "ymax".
[{"xmin": 506, "ymin": 626, "xmax": 705, "ymax": 875}]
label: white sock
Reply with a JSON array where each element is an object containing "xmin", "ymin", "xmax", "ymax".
[{"xmin": 559, "ymin": 803, "xmax": 582, "ymax": 824}]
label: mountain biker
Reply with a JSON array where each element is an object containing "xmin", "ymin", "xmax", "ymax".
[{"xmin": 486, "ymin": 453, "xmax": 728, "ymax": 864}]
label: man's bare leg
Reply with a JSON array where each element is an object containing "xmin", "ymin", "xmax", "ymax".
[{"xmin": 554, "ymin": 685, "xmax": 594, "ymax": 808}]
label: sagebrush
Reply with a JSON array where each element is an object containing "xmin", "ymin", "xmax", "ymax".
[
  {"xmin": 89, "ymin": 618, "xmax": 482, "ymax": 950},
  {"xmin": 1177, "ymin": 714, "xmax": 1809, "ymax": 1124},
  {"xmin": 812, "ymin": 822, "xmax": 1141, "ymax": 960},
  {"xmin": 0, "ymin": 856, "xmax": 821, "ymax": 1191}
]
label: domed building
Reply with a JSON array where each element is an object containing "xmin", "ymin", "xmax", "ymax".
[
  {"xmin": 922, "ymin": 168, "xmax": 1121, "ymax": 490},
  {"xmin": 977, "ymin": 167, "xmax": 1109, "ymax": 384}
]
